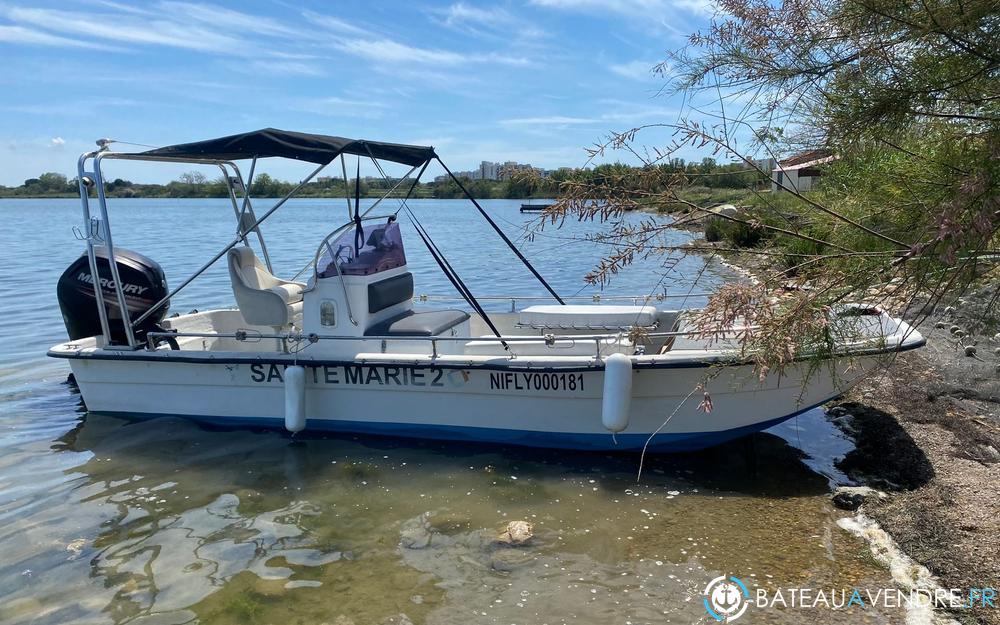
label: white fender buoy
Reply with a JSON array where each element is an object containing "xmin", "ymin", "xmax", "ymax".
[
  {"xmin": 601, "ymin": 353, "xmax": 633, "ymax": 433},
  {"xmin": 284, "ymin": 365, "xmax": 306, "ymax": 433}
]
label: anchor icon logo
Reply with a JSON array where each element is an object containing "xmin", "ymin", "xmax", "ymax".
[{"xmin": 703, "ymin": 575, "xmax": 750, "ymax": 622}]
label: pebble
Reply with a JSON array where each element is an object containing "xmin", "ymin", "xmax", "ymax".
[
  {"xmin": 498, "ymin": 520, "xmax": 534, "ymax": 545},
  {"xmin": 832, "ymin": 492, "xmax": 865, "ymax": 511},
  {"xmin": 979, "ymin": 445, "xmax": 1000, "ymax": 463},
  {"xmin": 831, "ymin": 486, "xmax": 886, "ymax": 511}
]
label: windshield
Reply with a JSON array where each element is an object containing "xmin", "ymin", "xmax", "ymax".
[{"xmin": 318, "ymin": 221, "xmax": 407, "ymax": 277}]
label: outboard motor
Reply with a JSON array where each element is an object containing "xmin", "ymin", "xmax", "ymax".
[{"xmin": 57, "ymin": 247, "xmax": 170, "ymax": 345}]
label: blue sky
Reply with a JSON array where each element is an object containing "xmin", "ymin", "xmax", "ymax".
[{"xmin": 0, "ymin": 0, "xmax": 716, "ymax": 185}]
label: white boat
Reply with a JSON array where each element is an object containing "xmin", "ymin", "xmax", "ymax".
[{"xmin": 48, "ymin": 129, "xmax": 924, "ymax": 452}]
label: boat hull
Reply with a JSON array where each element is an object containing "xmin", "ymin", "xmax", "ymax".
[{"xmin": 62, "ymin": 355, "xmax": 875, "ymax": 452}]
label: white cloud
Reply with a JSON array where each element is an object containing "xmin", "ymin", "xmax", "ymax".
[
  {"xmin": 530, "ymin": 0, "xmax": 714, "ymax": 16},
  {"xmin": 245, "ymin": 60, "xmax": 325, "ymax": 77},
  {"xmin": 160, "ymin": 2, "xmax": 300, "ymax": 37},
  {"xmin": 441, "ymin": 3, "xmax": 510, "ymax": 28},
  {"xmin": 502, "ymin": 104, "xmax": 678, "ymax": 128},
  {"xmin": 673, "ymin": 0, "xmax": 716, "ymax": 16},
  {"xmin": 0, "ymin": 24, "xmax": 117, "ymax": 49},
  {"xmin": 292, "ymin": 96, "xmax": 389, "ymax": 119},
  {"xmin": 50, "ymin": 137, "xmax": 65, "ymax": 147},
  {"xmin": 302, "ymin": 10, "xmax": 367, "ymax": 35},
  {"xmin": 501, "ymin": 116, "xmax": 599, "ymax": 126},
  {"xmin": 432, "ymin": 2, "xmax": 547, "ymax": 39},
  {"xmin": 530, "ymin": 0, "xmax": 660, "ymax": 10},
  {"xmin": 609, "ymin": 59, "xmax": 658, "ymax": 80},
  {"xmin": 4, "ymin": 97, "xmax": 139, "ymax": 116},
  {"xmin": 333, "ymin": 38, "xmax": 530, "ymax": 67},
  {"xmin": 5, "ymin": 6, "xmax": 254, "ymax": 54}
]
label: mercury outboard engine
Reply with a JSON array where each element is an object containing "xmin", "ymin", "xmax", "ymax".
[{"xmin": 57, "ymin": 247, "xmax": 170, "ymax": 345}]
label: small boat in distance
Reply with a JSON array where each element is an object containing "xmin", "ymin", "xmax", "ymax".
[
  {"xmin": 520, "ymin": 201, "xmax": 555, "ymax": 212},
  {"xmin": 48, "ymin": 128, "xmax": 924, "ymax": 453}
]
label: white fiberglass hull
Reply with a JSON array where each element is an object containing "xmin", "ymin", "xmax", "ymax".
[{"xmin": 59, "ymin": 353, "xmax": 882, "ymax": 452}]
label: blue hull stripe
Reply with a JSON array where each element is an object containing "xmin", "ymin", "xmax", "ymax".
[{"xmin": 99, "ymin": 400, "xmax": 830, "ymax": 452}]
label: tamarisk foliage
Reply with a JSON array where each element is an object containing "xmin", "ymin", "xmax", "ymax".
[{"xmin": 538, "ymin": 0, "xmax": 999, "ymax": 376}]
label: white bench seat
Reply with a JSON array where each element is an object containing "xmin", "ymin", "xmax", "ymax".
[
  {"xmin": 463, "ymin": 335, "xmax": 623, "ymax": 356},
  {"xmin": 517, "ymin": 305, "xmax": 658, "ymax": 330}
]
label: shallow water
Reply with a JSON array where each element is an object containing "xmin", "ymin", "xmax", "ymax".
[{"xmin": 0, "ymin": 199, "xmax": 905, "ymax": 624}]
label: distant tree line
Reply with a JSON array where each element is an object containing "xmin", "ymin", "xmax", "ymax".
[{"xmin": 0, "ymin": 158, "xmax": 766, "ymax": 200}]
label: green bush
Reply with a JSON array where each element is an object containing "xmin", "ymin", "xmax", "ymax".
[
  {"xmin": 704, "ymin": 218, "xmax": 725, "ymax": 242},
  {"xmin": 779, "ymin": 234, "xmax": 825, "ymax": 272},
  {"xmin": 723, "ymin": 221, "xmax": 766, "ymax": 247}
]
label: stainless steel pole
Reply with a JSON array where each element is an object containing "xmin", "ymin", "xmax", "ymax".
[
  {"xmin": 76, "ymin": 152, "xmax": 112, "ymax": 343},
  {"xmin": 93, "ymin": 154, "xmax": 137, "ymax": 347},
  {"xmin": 131, "ymin": 160, "xmax": 329, "ymax": 329}
]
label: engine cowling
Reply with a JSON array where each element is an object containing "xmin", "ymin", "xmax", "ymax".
[{"xmin": 57, "ymin": 247, "xmax": 169, "ymax": 344}]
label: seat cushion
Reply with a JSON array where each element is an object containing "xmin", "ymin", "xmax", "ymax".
[
  {"xmin": 365, "ymin": 309, "xmax": 470, "ymax": 337},
  {"xmin": 518, "ymin": 304, "xmax": 657, "ymax": 329},
  {"xmin": 368, "ymin": 272, "xmax": 414, "ymax": 313},
  {"xmin": 269, "ymin": 283, "xmax": 304, "ymax": 304}
]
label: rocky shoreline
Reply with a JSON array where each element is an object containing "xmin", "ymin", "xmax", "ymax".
[
  {"xmin": 829, "ymin": 304, "xmax": 1000, "ymax": 625},
  {"xmin": 687, "ymin": 234, "xmax": 1000, "ymax": 624}
]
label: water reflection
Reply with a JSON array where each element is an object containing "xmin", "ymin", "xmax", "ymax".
[
  {"xmin": 0, "ymin": 199, "xmax": 909, "ymax": 623},
  {"xmin": 0, "ymin": 401, "xmax": 906, "ymax": 625}
]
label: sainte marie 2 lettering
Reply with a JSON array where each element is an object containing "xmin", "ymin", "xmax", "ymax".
[{"xmin": 250, "ymin": 364, "xmax": 447, "ymax": 387}]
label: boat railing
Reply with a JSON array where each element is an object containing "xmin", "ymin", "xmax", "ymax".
[
  {"xmin": 145, "ymin": 325, "xmax": 753, "ymax": 360},
  {"xmin": 415, "ymin": 293, "xmax": 712, "ymax": 312}
]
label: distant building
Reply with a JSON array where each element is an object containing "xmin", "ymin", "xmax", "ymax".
[
  {"xmin": 479, "ymin": 161, "xmax": 500, "ymax": 181},
  {"xmin": 771, "ymin": 150, "xmax": 837, "ymax": 193},
  {"xmin": 754, "ymin": 158, "xmax": 776, "ymax": 174},
  {"xmin": 433, "ymin": 159, "xmax": 550, "ymax": 183}
]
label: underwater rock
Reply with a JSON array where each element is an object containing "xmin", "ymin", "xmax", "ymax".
[
  {"xmin": 426, "ymin": 511, "xmax": 472, "ymax": 536},
  {"xmin": 490, "ymin": 549, "xmax": 535, "ymax": 572},
  {"xmin": 399, "ymin": 513, "xmax": 434, "ymax": 549},
  {"xmin": 497, "ymin": 520, "xmax": 533, "ymax": 545}
]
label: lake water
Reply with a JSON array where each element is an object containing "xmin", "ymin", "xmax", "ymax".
[{"xmin": 0, "ymin": 199, "xmax": 906, "ymax": 624}]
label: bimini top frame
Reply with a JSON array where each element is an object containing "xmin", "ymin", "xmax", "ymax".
[
  {"xmin": 75, "ymin": 128, "xmax": 564, "ymax": 350},
  {"xmin": 136, "ymin": 127, "xmax": 437, "ymax": 168}
]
